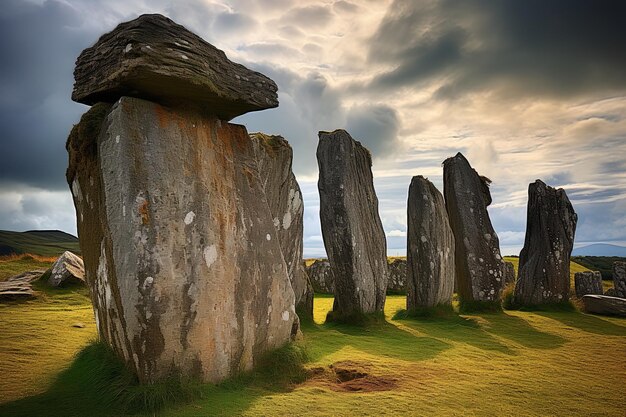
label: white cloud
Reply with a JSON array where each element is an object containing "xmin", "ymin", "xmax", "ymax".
[{"xmin": 1, "ymin": 0, "xmax": 625, "ymax": 260}]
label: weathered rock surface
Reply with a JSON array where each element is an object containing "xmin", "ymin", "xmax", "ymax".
[
  {"xmin": 72, "ymin": 14, "xmax": 278, "ymax": 120},
  {"xmin": 251, "ymin": 133, "xmax": 313, "ymax": 318},
  {"xmin": 317, "ymin": 130, "xmax": 388, "ymax": 317},
  {"xmin": 46, "ymin": 251, "xmax": 85, "ymax": 287},
  {"xmin": 604, "ymin": 288, "xmax": 617, "ymax": 297},
  {"xmin": 503, "ymin": 262, "xmax": 516, "ymax": 286},
  {"xmin": 387, "ymin": 259, "xmax": 407, "ymax": 294},
  {"xmin": 574, "ymin": 271, "xmax": 603, "ymax": 298},
  {"xmin": 306, "ymin": 260, "xmax": 335, "ymax": 294},
  {"xmin": 67, "ymin": 97, "xmax": 297, "ymax": 384},
  {"xmin": 0, "ymin": 270, "xmax": 45, "ymax": 301},
  {"xmin": 443, "ymin": 153, "xmax": 504, "ymax": 304},
  {"xmin": 406, "ymin": 176, "xmax": 455, "ymax": 308},
  {"xmin": 581, "ymin": 295, "xmax": 626, "ymax": 317},
  {"xmin": 613, "ymin": 261, "xmax": 626, "ymax": 298},
  {"xmin": 514, "ymin": 180, "xmax": 577, "ymax": 305}
]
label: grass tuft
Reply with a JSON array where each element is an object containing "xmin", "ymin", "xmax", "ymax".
[
  {"xmin": 48, "ymin": 341, "xmax": 203, "ymax": 414},
  {"xmin": 393, "ymin": 304, "xmax": 456, "ymax": 320},
  {"xmin": 325, "ymin": 310, "xmax": 386, "ymax": 326},
  {"xmin": 501, "ymin": 283, "xmax": 516, "ymax": 310}
]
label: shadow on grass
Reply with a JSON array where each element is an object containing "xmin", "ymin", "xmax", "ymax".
[
  {"xmin": 0, "ymin": 340, "xmax": 310, "ymax": 417},
  {"xmin": 535, "ymin": 311, "xmax": 626, "ymax": 336},
  {"xmin": 395, "ymin": 311, "xmax": 517, "ymax": 356},
  {"xmin": 474, "ymin": 312, "xmax": 567, "ymax": 349},
  {"xmin": 301, "ymin": 318, "xmax": 451, "ymax": 364}
]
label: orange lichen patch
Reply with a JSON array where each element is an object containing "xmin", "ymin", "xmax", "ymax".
[
  {"xmin": 154, "ymin": 103, "xmax": 174, "ymax": 129},
  {"xmin": 306, "ymin": 361, "xmax": 399, "ymax": 393},
  {"xmin": 138, "ymin": 199, "xmax": 150, "ymax": 225},
  {"xmin": 242, "ymin": 165, "xmax": 256, "ymax": 186}
]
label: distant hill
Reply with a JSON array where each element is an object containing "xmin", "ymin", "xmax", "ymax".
[
  {"xmin": 572, "ymin": 243, "xmax": 626, "ymax": 257},
  {"xmin": 0, "ymin": 230, "xmax": 80, "ymax": 257}
]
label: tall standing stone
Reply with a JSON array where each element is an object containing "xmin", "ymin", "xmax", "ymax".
[
  {"xmin": 514, "ymin": 180, "xmax": 577, "ymax": 305},
  {"xmin": 317, "ymin": 129, "xmax": 388, "ymax": 318},
  {"xmin": 614, "ymin": 261, "xmax": 626, "ymax": 298},
  {"xmin": 250, "ymin": 133, "xmax": 314, "ymax": 318},
  {"xmin": 443, "ymin": 153, "xmax": 504, "ymax": 305},
  {"xmin": 574, "ymin": 271, "xmax": 603, "ymax": 298},
  {"xmin": 67, "ymin": 15, "xmax": 297, "ymax": 384},
  {"xmin": 406, "ymin": 176, "xmax": 455, "ymax": 309}
]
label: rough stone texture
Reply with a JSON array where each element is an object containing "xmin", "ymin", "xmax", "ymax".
[
  {"xmin": 72, "ymin": 14, "xmax": 278, "ymax": 120},
  {"xmin": 47, "ymin": 251, "xmax": 85, "ymax": 287},
  {"xmin": 503, "ymin": 262, "xmax": 516, "ymax": 287},
  {"xmin": 581, "ymin": 295, "xmax": 626, "ymax": 317},
  {"xmin": 604, "ymin": 288, "xmax": 617, "ymax": 297},
  {"xmin": 66, "ymin": 97, "xmax": 297, "ymax": 384},
  {"xmin": 387, "ymin": 259, "xmax": 407, "ymax": 294},
  {"xmin": 250, "ymin": 133, "xmax": 313, "ymax": 318},
  {"xmin": 406, "ymin": 176, "xmax": 455, "ymax": 308},
  {"xmin": 317, "ymin": 130, "xmax": 388, "ymax": 317},
  {"xmin": 306, "ymin": 258, "xmax": 408, "ymax": 295},
  {"xmin": 443, "ymin": 153, "xmax": 504, "ymax": 303},
  {"xmin": 613, "ymin": 261, "xmax": 626, "ymax": 298},
  {"xmin": 0, "ymin": 270, "xmax": 45, "ymax": 301},
  {"xmin": 514, "ymin": 180, "xmax": 577, "ymax": 305},
  {"xmin": 306, "ymin": 260, "xmax": 335, "ymax": 294},
  {"xmin": 574, "ymin": 271, "xmax": 603, "ymax": 298}
]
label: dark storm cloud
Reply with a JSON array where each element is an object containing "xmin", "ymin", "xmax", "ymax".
[
  {"xmin": 346, "ymin": 104, "xmax": 400, "ymax": 158},
  {"xmin": 368, "ymin": 0, "xmax": 626, "ymax": 98},
  {"xmin": 0, "ymin": 0, "xmax": 96, "ymax": 190}
]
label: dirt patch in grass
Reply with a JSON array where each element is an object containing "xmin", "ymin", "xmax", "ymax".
[{"xmin": 307, "ymin": 360, "xmax": 398, "ymax": 393}]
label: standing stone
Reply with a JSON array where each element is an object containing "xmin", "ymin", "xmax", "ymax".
[
  {"xmin": 67, "ymin": 15, "xmax": 296, "ymax": 384},
  {"xmin": 387, "ymin": 259, "xmax": 407, "ymax": 294},
  {"xmin": 306, "ymin": 260, "xmax": 335, "ymax": 294},
  {"xmin": 317, "ymin": 129, "xmax": 388, "ymax": 318},
  {"xmin": 613, "ymin": 261, "xmax": 626, "ymax": 298},
  {"xmin": 443, "ymin": 153, "xmax": 504, "ymax": 305},
  {"xmin": 514, "ymin": 180, "xmax": 577, "ymax": 305},
  {"xmin": 406, "ymin": 176, "xmax": 455, "ymax": 309},
  {"xmin": 503, "ymin": 262, "xmax": 516, "ymax": 286},
  {"xmin": 72, "ymin": 14, "xmax": 278, "ymax": 120},
  {"xmin": 574, "ymin": 271, "xmax": 603, "ymax": 298},
  {"xmin": 250, "ymin": 133, "xmax": 314, "ymax": 318},
  {"xmin": 46, "ymin": 251, "xmax": 85, "ymax": 287}
]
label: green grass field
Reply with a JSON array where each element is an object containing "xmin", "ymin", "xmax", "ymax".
[{"xmin": 1, "ymin": 257, "xmax": 625, "ymax": 416}]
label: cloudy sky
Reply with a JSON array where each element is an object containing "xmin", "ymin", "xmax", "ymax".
[{"xmin": 1, "ymin": 0, "xmax": 625, "ymax": 257}]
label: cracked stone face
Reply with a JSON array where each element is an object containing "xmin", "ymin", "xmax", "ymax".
[
  {"xmin": 406, "ymin": 176, "xmax": 455, "ymax": 309},
  {"xmin": 614, "ymin": 261, "xmax": 626, "ymax": 298},
  {"xmin": 67, "ymin": 97, "xmax": 297, "ymax": 384},
  {"xmin": 443, "ymin": 152, "xmax": 504, "ymax": 304},
  {"xmin": 514, "ymin": 180, "xmax": 577, "ymax": 305},
  {"xmin": 574, "ymin": 271, "xmax": 603, "ymax": 298},
  {"xmin": 71, "ymin": 14, "xmax": 278, "ymax": 120},
  {"xmin": 317, "ymin": 129, "xmax": 388, "ymax": 317},
  {"xmin": 250, "ymin": 133, "xmax": 314, "ymax": 318}
]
